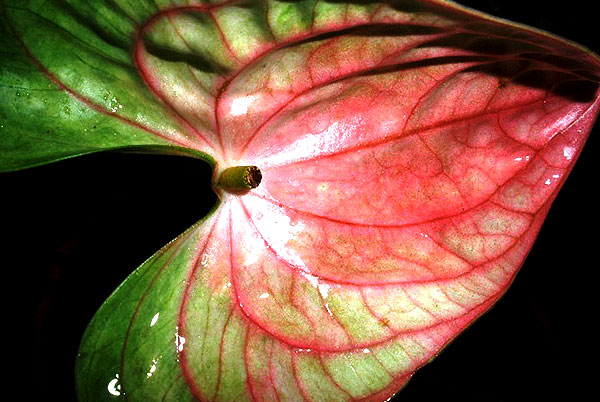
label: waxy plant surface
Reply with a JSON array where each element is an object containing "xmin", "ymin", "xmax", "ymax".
[{"xmin": 2, "ymin": 0, "xmax": 600, "ymax": 401}]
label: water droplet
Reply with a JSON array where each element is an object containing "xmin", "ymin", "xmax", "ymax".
[
  {"xmin": 318, "ymin": 282, "xmax": 330, "ymax": 299},
  {"xmin": 563, "ymin": 146, "xmax": 575, "ymax": 161},
  {"xmin": 146, "ymin": 358, "xmax": 159, "ymax": 378},
  {"xmin": 108, "ymin": 96, "xmax": 123, "ymax": 113},
  {"xmin": 175, "ymin": 331, "xmax": 186, "ymax": 353},
  {"xmin": 150, "ymin": 312, "xmax": 160, "ymax": 327},
  {"xmin": 107, "ymin": 374, "xmax": 121, "ymax": 396}
]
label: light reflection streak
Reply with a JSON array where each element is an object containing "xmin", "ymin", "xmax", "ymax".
[
  {"xmin": 107, "ymin": 374, "xmax": 121, "ymax": 396},
  {"xmin": 150, "ymin": 312, "xmax": 160, "ymax": 327}
]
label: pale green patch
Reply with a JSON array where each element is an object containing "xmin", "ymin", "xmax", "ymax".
[
  {"xmin": 323, "ymin": 351, "xmax": 393, "ymax": 398},
  {"xmin": 185, "ymin": 277, "xmax": 235, "ymax": 400},
  {"xmin": 269, "ymin": 343, "xmax": 305, "ymax": 401},
  {"xmin": 373, "ymin": 341, "xmax": 414, "ymax": 376},
  {"xmin": 443, "ymin": 280, "xmax": 489, "ymax": 308},
  {"xmin": 345, "ymin": 2, "xmax": 379, "ymax": 23},
  {"xmin": 214, "ymin": 315, "xmax": 251, "ymax": 402},
  {"xmin": 294, "ymin": 353, "xmax": 351, "ymax": 401},
  {"xmin": 269, "ymin": 0, "xmax": 316, "ymax": 39},
  {"xmin": 213, "ymin": 3, "xmax": 275, "ymax": 61},
  {"xmin": 313, "ymin": 1, "xmax": 347, "ymax": 29},
  {"xmin": 326, "ymin": 287, "xmax": 390, "ymax": 343}
]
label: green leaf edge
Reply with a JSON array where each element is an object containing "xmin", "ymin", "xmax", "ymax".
[
  {"xmin": 0, "ymin": 145, "xmax": 216, "ymax": 173},
  {"xmin": 74, "ymin": 196, "xmax": 221, "ymax": 402}
]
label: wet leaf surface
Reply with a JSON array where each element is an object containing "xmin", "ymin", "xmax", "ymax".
[{"xmin": 2, "ymin": 1, "xmax": 599, "ymax": 401}]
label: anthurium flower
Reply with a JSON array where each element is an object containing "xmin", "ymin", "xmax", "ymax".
[{"xmin": 1, "ymin": 1, "xmax": 599, "ymax": 401}]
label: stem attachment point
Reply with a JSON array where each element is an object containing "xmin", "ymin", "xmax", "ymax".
[{"xmin": 218, "ymin": 165, "xmax": 262, "ymax": 192}]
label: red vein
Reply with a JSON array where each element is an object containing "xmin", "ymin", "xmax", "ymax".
[
  {"xmin": 177, "ymin": 218, "xmax": 220, "ymax": 402},
  {"xmin": 130, "ymin": 1, "xmax": 246, "ymax": 156},
  {"xmin": 268, "ymin": 340, "xmax": 283, "ymax": 402},
  {"xmin": 133, "ymin": 25, "xmax": 214, "ymax": 149},
  {"xmin": 250, "ymin": 89, "xmax": 589, "ymax": 233},
  {"xmin": 5, "ymin": 8, "xmax": 195, "ymax": 149},
  {"xmin": 166, "ymin": 12, "xmax": 214, "ymax": 94},
  {"xmin": 258, "ymin": 83, "xmax": 553, "ymax": 173},
  {"xmin": 317, "ymin": 354, "xmax": 355, "ymax": 400},
  {"xmin": 213, "ymin": 309, "xmax": 235, "ymax": 402},
  {"xmin": 232, "ymin": 31, "xmax": 459, "ymax": 158},
  {"xmin": 119, "ymin": 237, "xmax": 188, "ymax": 399},
  {"xmin": 291, "ymin": 351, "xmax": 314, "ymax": 402},
  {"xmin": 246, "ymin": 188, "xmax": 540, "ymax": 289},
  {"xmin": 229, "ymin": 207, "xmax": 524, "ymax": 354},
  {"xmin": 243, "ymin": 326, "xmax": 257, "ymax": 402}
]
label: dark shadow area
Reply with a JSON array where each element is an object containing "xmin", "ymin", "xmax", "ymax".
[
  {"xmin": 141, "ymin": 10, "xmax": 231, "ymax": 75},
  {"xmin": 2, "ymin": 152, "xmax": 216, "ymax": 402},
  {"xmin": 418, "ymin": 32, "xmax": 548, "ymax": 56},
  {"xmin": 54, "ymin": 0, "xmax": 133, "ymax": 53},
  {"xmin": 278, "ymin": 0, "xmax": 442, "ymax": 14},
  {"xmin": 344, "ymin": 53, "xmax": 598, "ymax": 103},
  {"xmin": 139, "ymin": 0, "xmax": 600, "ymax": 106},
  {"xmin": 143, "ymin": 38, "xmax": 231, "ymax": 75},
  {"xmin": 464, "ymin": 61, "xmax": 599, "ymax": 102},
  {"xmin": 280, "ymin": 0, "xmax": 600, "ymax": 103},
  {"xmin": 280, "ymin": 22, "xmax": 444, "ymax": 47},
  {"xmin": 417, "ymin": 32, "xmax": 600, "ymax": 83}
]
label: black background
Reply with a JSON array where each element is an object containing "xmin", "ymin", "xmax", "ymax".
[{"xmin": 3, "ymin": 1, "xmax": 598, "ymax": 401}]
